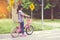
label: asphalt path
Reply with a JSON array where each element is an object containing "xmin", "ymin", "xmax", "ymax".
[{"xmin": 0, "ymin": 29, "xmax": 60, "ymax": 40}]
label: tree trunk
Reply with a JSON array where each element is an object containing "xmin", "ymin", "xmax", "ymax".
[
  {"xmin": 51, "ymin": 7, "xmax": 54, "ymax": 21},
  {"xmin": 12, "ymin": 0, "xmax": 22, "ymax": 22}
]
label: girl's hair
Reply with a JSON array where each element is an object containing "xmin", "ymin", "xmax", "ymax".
[{"xmin": 17, "ymin": 5, "xmax": 23, "ymax": 13}]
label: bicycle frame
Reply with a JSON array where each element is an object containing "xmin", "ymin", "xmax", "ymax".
[{"xmin": 25, "ymin": 17, "xmax": 32, "ymax": 27}]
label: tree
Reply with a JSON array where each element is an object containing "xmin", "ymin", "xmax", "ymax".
[{"xmin": 44, "ymin": 0, "xmax": 56, "ymax": 20}]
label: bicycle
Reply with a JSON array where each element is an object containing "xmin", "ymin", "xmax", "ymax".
[{"xmin": 10, "ymin": 17, "xmax": 34, "ymax": 38}]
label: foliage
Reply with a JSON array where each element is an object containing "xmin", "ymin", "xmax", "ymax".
[
  {"xmin": 21, "ymin": 0, "xmax": 41, "ymax": 10},
  {"xmin": 44, "ymin": 0, "xmax": 56, "ymax": 9},
  {"xmin": 21, "ymin": 0, "xmax": 56, "ymax": 10},
  {"xmin": 21, "ymin": 0, "xmax": 32, "ymax": 9},
  {"xmin": 44, "ymin": 3, "xmax": 52, "ymax": 9}
]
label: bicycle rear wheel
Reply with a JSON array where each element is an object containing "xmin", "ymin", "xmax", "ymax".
[
  {"xmin": 11, "ymin": 27, "xmax": 20, "ymax": 38},
  {"xmin": 26, "ymin": 25, "xmax": 34, "ymax": 35}
]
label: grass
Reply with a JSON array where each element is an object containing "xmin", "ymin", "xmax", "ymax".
[
  {"xmin": 31, "ymin": 20, "xmax": 53, "ymax": 31},
  {"xmin": 0, "ymin": 19, "xmax": 60, "ymax": 34}
]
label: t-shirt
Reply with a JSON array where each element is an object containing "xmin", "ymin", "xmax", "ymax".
[{"xmin": 18, "ymin": 10, "xmax": 24, "ymax": 23}]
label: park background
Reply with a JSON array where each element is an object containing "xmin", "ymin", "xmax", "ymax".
[{"xmin": 0, "ymin": 0, "xmax": 60, "ymax": 34}]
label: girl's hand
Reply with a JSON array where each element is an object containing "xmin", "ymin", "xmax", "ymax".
[{"xmin": 26, "ymin": 15, "xmax": 30, "ymax": 18}]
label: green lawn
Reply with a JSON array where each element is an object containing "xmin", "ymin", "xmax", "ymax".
[{"xmin": 0, "ymin": 19, "xmax": 60, "ymax": 34}]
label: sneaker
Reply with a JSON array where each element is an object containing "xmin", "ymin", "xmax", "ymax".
[{"xmin": 20, "ymin": 34, "xmax": 27, "ymax": 37}]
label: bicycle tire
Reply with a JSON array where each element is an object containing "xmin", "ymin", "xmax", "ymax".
[
  {"xmin": 26, "ymin": 25, "xmax": 34, "ymax": 35},
  {"xmin": 10, "ymin": 27, "xmax": 19, "ymax": 38}
]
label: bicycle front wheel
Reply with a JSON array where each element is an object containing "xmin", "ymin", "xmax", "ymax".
[{"xmin": 26, "ymin": 25, "xmax": 34, "ymax": 35}]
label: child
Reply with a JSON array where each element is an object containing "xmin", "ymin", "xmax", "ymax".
[{"xmin": 17, "ymin": 5, "xmax": 30, "ymax": 37}]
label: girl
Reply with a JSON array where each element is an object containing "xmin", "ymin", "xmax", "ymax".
[{"xmin": 17, "ymin": 5, "xmax": 30, "ymax": 37}]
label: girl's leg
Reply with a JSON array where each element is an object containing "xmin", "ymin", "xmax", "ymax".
[
  {"xmin": 20, "ymin": 22, "xmax": 27, "ymax": 37},
  {"xmin": 20, "ymin": 22, "xmax": 24, "ymax": 34}
]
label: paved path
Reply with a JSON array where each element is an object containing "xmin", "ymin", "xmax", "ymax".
[{"xmin": 0, "ymin": 29, "xmax": 60, "ymax": 40}]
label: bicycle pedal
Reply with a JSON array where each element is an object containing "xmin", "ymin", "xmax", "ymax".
[{"xmin": 24, "ymin": 27, "xmax": 25, "ymax": 29}]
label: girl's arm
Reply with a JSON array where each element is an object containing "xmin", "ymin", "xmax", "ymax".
[
  {"xmin": 19, "ymin": 11, "xmax": 30, "ymax": 17},
  {"xmin": 24, "ymin": 14, "xmax": 30, "ymax": 17},
  {"xmin": 20, "ymin": 12, "xmax": 30, "ymax": 17}
]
